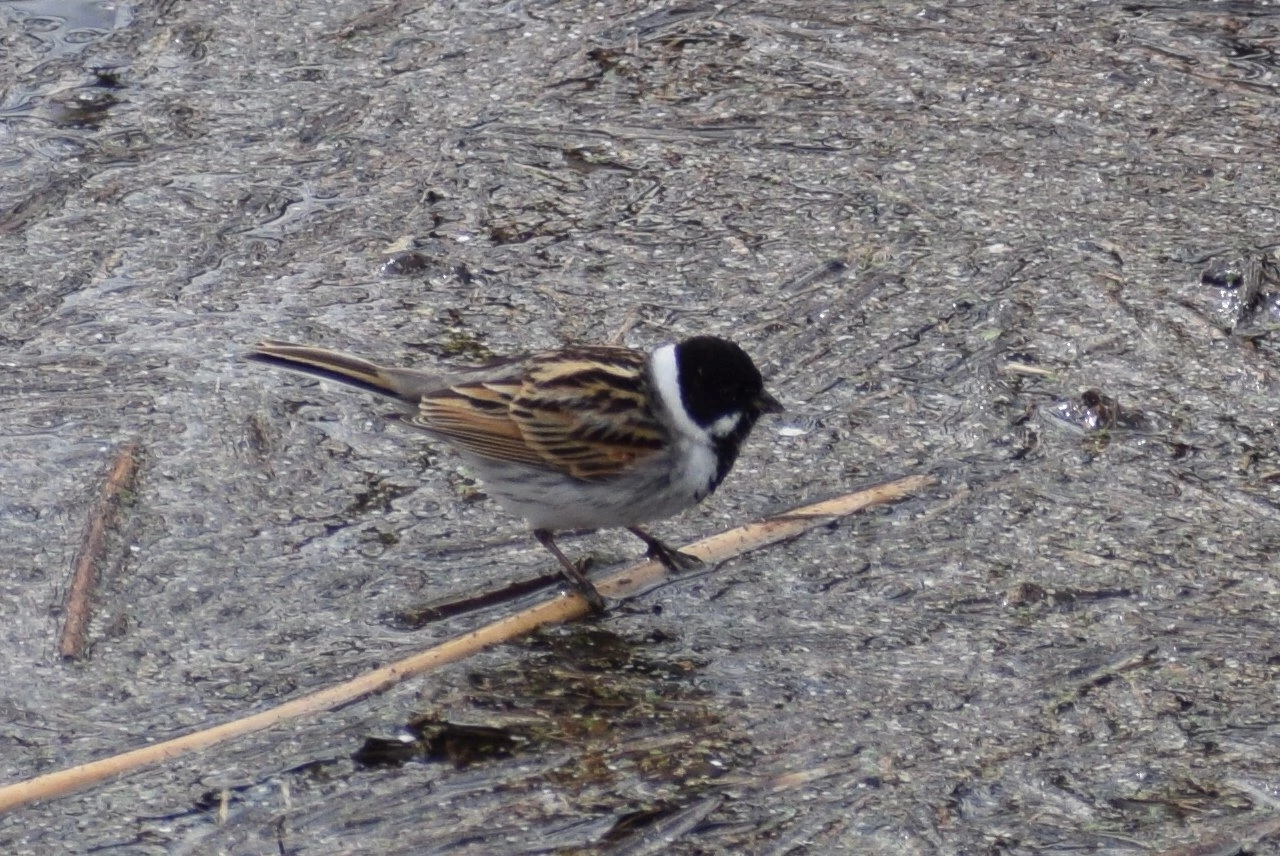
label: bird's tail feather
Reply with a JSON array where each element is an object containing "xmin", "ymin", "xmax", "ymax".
[{"xmin": 248, "ymin": 341, "xmax": 438, "ymax": 402}]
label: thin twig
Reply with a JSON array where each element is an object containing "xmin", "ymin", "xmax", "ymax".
[
  {"xmin": 59, "ymin": 442, "xmax": 141, "ymax": 660},
  {"xmin": 0, "ymin": 473, "xmax": 934, "ymax": 814}
]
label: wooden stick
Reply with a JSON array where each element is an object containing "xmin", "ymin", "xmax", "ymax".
[
  {"xmin": 59, "ymin": 442, "xmax": 141, "ymax": 660},
  {"xmin": 0, "ymin": 473, "xmax": 934, "ymax": 814}
]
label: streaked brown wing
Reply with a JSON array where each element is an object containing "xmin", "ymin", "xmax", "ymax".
[
  {"xmin": 407, "ymin": 348, "xmax": 668, "ymax": 480},
  {"xmin": 408, "ymin": 379, "xmax": 546, "ymax": 468},
  {"xmin": 512, "ymin": 351, "xmax": 669, "ymax": 479}
]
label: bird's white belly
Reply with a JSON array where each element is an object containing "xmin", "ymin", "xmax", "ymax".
[{"xmin": 467, "ymin": 441, "xmax": 719, "ymax": 531}]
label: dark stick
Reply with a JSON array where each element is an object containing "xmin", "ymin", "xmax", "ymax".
[{"xmin": 59, "ymin": 442, "xmax": 140, "ymax": 660}]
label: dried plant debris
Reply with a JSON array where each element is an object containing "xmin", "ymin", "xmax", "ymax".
[
  {"xmin": 1195, "ymin": 251, "xmax": 1280, "ymax": 336},
  {"xmin": 350, "ymin": 627, "xmax": 752, "ymax": 843},
  {"xmin": 1037, "ymin": 388, "xmax": 1157, "ymax": 439},
  {"xmin": 1004, "ymin": 581, "xmax": 1137, "ymax": 613},
  {"xmin": 379, "ymin": 250, "xmax": 437, "ymax": 277},
  {"xmin": 1031, "ymin": 388, "xmax": 1197, "ymax": 458},
  {"xmin": 354, "ymin": 718, "xmax": 520, "ymax": 768}
]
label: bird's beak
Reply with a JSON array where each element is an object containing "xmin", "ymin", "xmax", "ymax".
[{"xmin": 756, "ymin": 391, "xmax": 784, "ymax": 414}]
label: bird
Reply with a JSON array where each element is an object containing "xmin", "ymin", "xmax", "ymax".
[{"xmin": 248, "ymin": 335, "xmax": 782, "ymax": 611}]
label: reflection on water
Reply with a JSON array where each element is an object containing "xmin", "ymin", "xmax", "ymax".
[{"xmin": 2, "ymin": 0, "xmax": 129, "ymax": 61}]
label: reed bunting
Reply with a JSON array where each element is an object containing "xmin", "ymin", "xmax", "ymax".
[{"xmin": 249, "ymin": 336, "xmax": 782, "ymax": 611}]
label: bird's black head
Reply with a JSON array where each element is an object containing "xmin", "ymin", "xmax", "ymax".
[{"xmin": 674, "ymin": 336, "xmax": 782, "ymax": 432}]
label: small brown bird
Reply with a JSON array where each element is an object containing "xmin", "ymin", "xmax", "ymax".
[{"xmin": 249, "ymin": 337, "xmax": 781, "ymax": 611}]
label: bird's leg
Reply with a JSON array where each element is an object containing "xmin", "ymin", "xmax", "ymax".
[
  {"xmin": 626, "ymin": 527, "xmax": 703, "ymax": 572},
  {"xmin": 533, "ymin": 529, "xmax": 607, "ymax": 613}
]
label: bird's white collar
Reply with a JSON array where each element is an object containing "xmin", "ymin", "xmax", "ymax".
[{"xmin": 650, "ymin": 343, "xmax": 705, "ymax": 440}]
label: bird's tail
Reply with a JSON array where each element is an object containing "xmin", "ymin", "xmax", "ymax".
[{"xmin": 247, "ymin": 341, "xmax": 440, "ymax": 402}]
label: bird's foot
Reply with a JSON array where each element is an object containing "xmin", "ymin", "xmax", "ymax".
[{"xmin": 626, "ymin": 527, "xmax": 703, "ymax": 573}]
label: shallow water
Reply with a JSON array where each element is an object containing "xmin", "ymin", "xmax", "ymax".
[{"xmin": 2, "ymin": 1, "xmax": 1280, "ymax": 853}]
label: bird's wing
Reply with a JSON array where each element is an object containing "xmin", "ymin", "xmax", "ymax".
[{"xmin": 408, "ymin": 348, "xmax": 669, "ymax": 480}]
